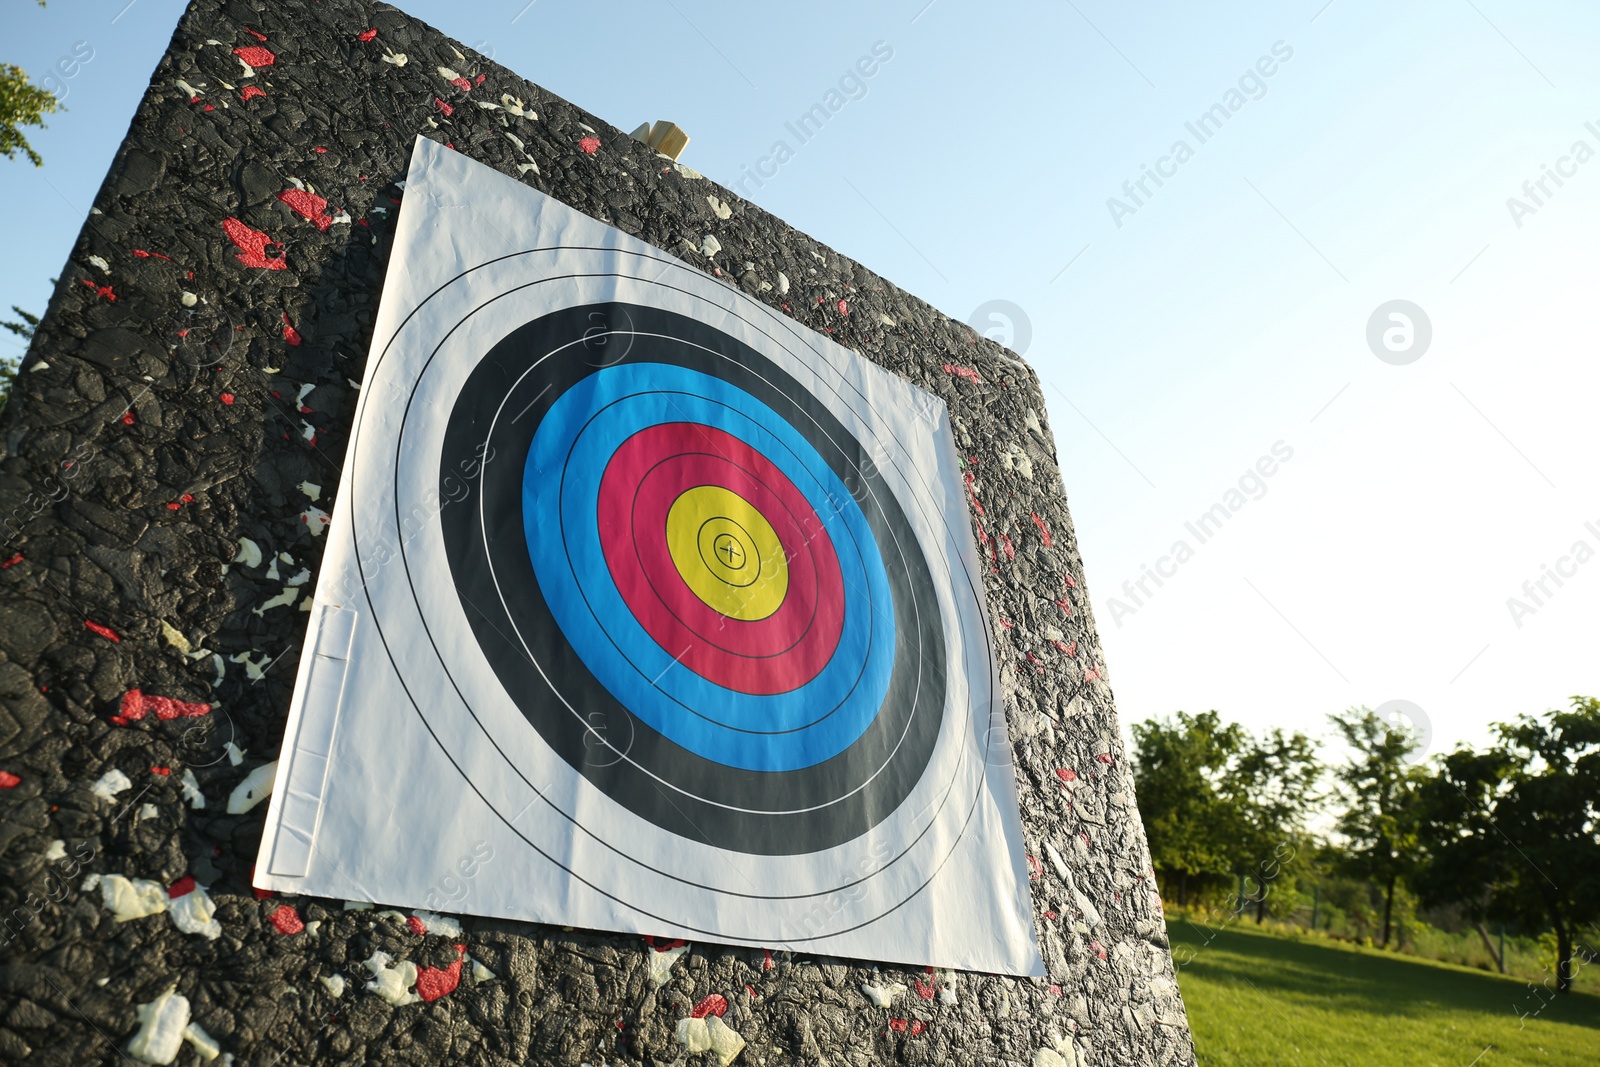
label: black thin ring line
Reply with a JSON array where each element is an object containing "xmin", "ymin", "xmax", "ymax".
[
  {"xmin": 690, "ymin": 513, "xmax": 759, "ymax": 586},
  {"xmin": 625, "ymin": 446, "xmax": 825, "ymax": 662},
  {"xmin": 461, "ymin": 318, "xmax": 966, "ymax": 899},
  {"xmin": 475, "ymin": 323, "xmax": 916, "ymax": 819},
  {"xmin": 460, "ymin": 314, "xmax": 950, "ymax": 832},
  {"xmin": 427, "ymin": 307, "xmax": 938, "ymax": 830},
  {"xmin": 557, "ymin": 388, "xmax": 879, "ymax": 734},
  {"xmin": 358, "ymin": 251, "xmax": 978, "ymax": 886},
  {"xmin": 392, "ymin": 333, "xmax": 963, "ymax": 916},
  {"xmin": 455, "ymin": 307, "xmax": 963, "ymax": 816},
  {"xmin": 530, "ymin": 370, "xmax": 907, "ymax": 793},
  {"xmin": 375, "ymin": 274, "xmax": 980, "ymax": 892},
  {"xmin": 610, "ymin": 411, "xmax": 832, "ymax": 662},
  {"xmin": 409, "ymin": 295, "xmax": 960, "ymax": 857}
]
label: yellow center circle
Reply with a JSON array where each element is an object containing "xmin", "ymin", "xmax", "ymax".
[{"xmin": 666, "ymin": 486, "xmax": 789, "ymax": 621}]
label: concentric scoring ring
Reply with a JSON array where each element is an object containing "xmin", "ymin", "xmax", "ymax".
[
  {"xmin": 600, "ymin": 422, "xmax": 844, "ymax": 691},
  {"xmin": 438, "ymin": 300, "xmax": 950, "ymax": 854}
]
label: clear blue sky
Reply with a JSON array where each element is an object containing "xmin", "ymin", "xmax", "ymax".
[{"xmin": 4, "ymin": 0, "xmax": 1597, "ymax": 763}]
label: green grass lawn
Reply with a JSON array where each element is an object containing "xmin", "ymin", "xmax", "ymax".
[{"xmin": 1169, "ymin": 919, "xmax": 1600, "ymax": 1065}]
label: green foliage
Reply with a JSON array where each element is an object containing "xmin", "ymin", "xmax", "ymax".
[
  {"xmin": 1131, "ymin": 711, "xmax": 1321, "ymax": 911},
  {"xmin": 0, "ymin": 62, "xmax": 60, "ymax": 166},
  {"xmin": 0, "ymin": 306, "xmax": 37, "ymax": 418},
  {"xmin": 1329, "ymin": 706, "xmax": 1426, "ymax": 946},
  {"xmin": 1415, "ymin": 697, "xmax": 1600, "ymax": 992}
]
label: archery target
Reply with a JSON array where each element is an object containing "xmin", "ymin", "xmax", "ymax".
[{"xmin": 257, "ymin": 138, "xmax": 1041, "ymax": 972}]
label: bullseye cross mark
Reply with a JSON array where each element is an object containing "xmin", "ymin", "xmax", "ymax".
[{"xmin": 714, "ymin": 533, "xmax": 745, "ymax": 568}]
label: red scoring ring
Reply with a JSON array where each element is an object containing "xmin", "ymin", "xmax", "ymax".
[
  {"xmin": 631, "ymin": 455, "xmax": 823, "ymax": 656},
  {"xmin": 596, "ymin": 423, "xmax": 846, "ymax": 696}
]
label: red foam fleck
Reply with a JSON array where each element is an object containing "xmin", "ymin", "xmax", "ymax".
[
  {"xmin": 270, "ymin": 904, "xmax": 305, "ymax": 934},
  {"xmin": 1031, "ymin": 512, "xmax": 1053, "ymax": 547},
  {"xmin": 168, "ymin": 876, "xmax": 196, "ymax": 899},
  {"xmin": 579, "ymin": 136, "xmax": 601, "ymax": 155},
  {"xmin": 233, "ymin": 45, "xmax": 276, "ymax": 68},
  {"xmin": 81, "ymin": 279, "xmax": 116, "ymax": 302},
  {"xmin": 276, "ymin": 188, "xmax": 332, "ymax": 232},
  {"xmin": 240, "ymin": 85, "xmax": 266, "ymax": 102},
  {"xmin": 357, "ymin": 28, "xmax": 378, "ymax": 42},
  {"xmin": 762, "ymin": 948, "xmax": 774, "ymax": 970},
  {"xmin": 222, "ymin": 217, "xmax": 286, "ymax": 270},
  {"xmin": 942, "ymin": 363, "xmax": 981, "ymax": 383},
  {"xmin": 1026, "ymin": 854, "xmax": 1041, "ymax": 880},
  {"xmin": 475, "ymin": 74, "xmax": 486, "ymax": 85},
  {"xmin": 888, "ymin": 1019, "xmax": 908, "ymax": 1033},
  {"xmin": 85, "ymin": 620, "xmax": 121, "ymax": 642},
  {"xmin": 181, "ymin": 494, "xmax": 194, "ymax": 504},
  {"xmin": 690, "ymin": 994, "xmax": 727, "ymax": 1019},
  {"xmin": 999, "ymin": 618, "xmax": 1014, "ymax": 629},
  {"xmin": 836, "ymin": 299, "xmax": 849, "ymax": 315},
  {"xmin": 1052, "ymin": 639, "xmax": 1072, "ymax": 655},
  {"xmin": 745, "ymin": 983, "xmax": 759, "ymax": 998},
  {"xmin": 203, "ymin": 104, "xmax": 216, "ymax": 113},
  {"xmin": 913, "ymin": 979, "xmax": 936, "ymax": 1000},
  {"xmin": 1054, "ymin": 596, "xmax": 1073, "ymax": 616},
  {"xmin": 1056, "ymin": 768, "xmax": 1077, "ymax": 783},
  {"xmin": 912, "ymin": 1021, "xmax": 926, "ymax": 1036},
  {"xmin": 314, "ymin": 146, "xmax": 328, "ymax": 153},
  {"xmin": 1095, "ymin": 751, "xmax": 1113, "ymax": 764},
  {"xmin": 0, "ymin": 771, "xmax": 19, "ymax": 789},
  {"xmin": 448, "ymin": 76, "xmax": 472, "ymax": 92},
  {"xmin": 1090, "ymin": 939, "xmax": 1107, "ymax": 960},
  {"xmin": 999, "ymin": 534, "xmax": 1015, "ymax": 560},
  {"xmin": 1049, "ymin": 984, "xmax": 1062, "ymax": 996},
  {"xmin": 116, "ymin": 689, "xmax": 211, "ymax": 724},
  {"xmin": 0, "ymin": 552, "xmax": 22, "ymax": 569},
  {"xmin": 406, "ymin": 915, "xmax": 426, "ymax": 936},
  {"xmin": 1044, "ymin": 909, "xmax": 1058, "ymax": 920},
  {"xmin": 644, "ymin": 935, "xmax": 686, "ymax": 952},
  {"xmin": 416, "ymin": 944, "xmax": 466, "ymax": 1002},
  {"xmin": 282, "ymin": 313, "xmax": 303, "ymax": 345},
  {"xmin": 434, "ymin": 97, "xmax": 454, "ymax": 117},
  {"xmin": 245, "ymin": 27, "xmax": 267, "ymax": 42},
  {"xmin": 121, "ymin": 411, "xmax": 135, "ymax": 426},
  {"xmin": 220, "ymin": 392, "xmax": 235, "ymax": 405},
  {"xmin": 1063, "ymin": 573, "xmax": 1077, "ymax": 589},
  {"xmin": 132, "ymin": 248, "xmax": 173, "ymax": 261},
  {"xmin": 151, "ymin": 766, "xmax": 171, "ymax": 776}
]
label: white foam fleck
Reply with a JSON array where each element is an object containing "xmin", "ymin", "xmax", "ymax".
[
  {"xmin": 180, "ymin": 769, "xmax": 206, "ymax": 810},
  {"xmin": 91, "ymin": 768, "xmax": 133, "ymax": 802},
  {"xmin": 168, "ymin": 883, "xmax": 222, "ymax": 940},
  {"xmin": 365, "ymin": 950, "xmax": 419, "ymax": 1005},
  {"xmin": 126, "ymin": 986, "xmax": 189, "ymax": 1063},
  {"xmin": 101, "ymin": 875, "xmax": 168, "ymax": 922},
  {"xmin": 227, "ymin": 762, "xmax": 277, "ymax": 814},
  {"xmin": 860, "ymin": 981, "xmax": 906, "ymax": 1008}
]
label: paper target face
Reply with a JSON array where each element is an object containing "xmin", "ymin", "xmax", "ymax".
[{"xmin": 256, "ymin": 138, "xmax": 1042, "ymax": 974}]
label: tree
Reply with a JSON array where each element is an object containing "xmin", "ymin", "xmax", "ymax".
[
  {"xmin": 1329, "ymin": 707, "xmax": 1425, "ymax": 948},
  {"xmin": 1415, "ymin": 697, "xmax": 1600, "ymax": 992},
  {"xmin": 1132, "ymin": 712, "xmax": 1321, "ymax": 915},
  {"xmin": 1, "ymin": 64, "xmax": 57, "ymax": 167},
  {"xmin": 3, "ymin": 3, "xmax": 57, "ymax": 167},
  {"xmin": 1131, "ymin": 710, "xmax": 1247, "ymax": 906},
  {"xmin": 1, "ymin": 306, "xmax": 37, "ymax": 417},
  {"xmin": 1227, "ymin": 727, "xmax": 1322, "ymax": 922}
]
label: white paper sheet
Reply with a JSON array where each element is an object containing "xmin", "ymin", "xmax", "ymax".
[{"xmin": 254, "ymin": 137, "xmax": 1043, "ymax": 976}]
